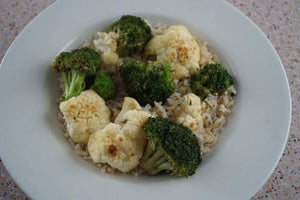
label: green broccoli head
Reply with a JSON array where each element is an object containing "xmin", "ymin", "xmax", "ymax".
[
  {"xmin": 90, "ymin": 72, "xmax": 116, "ymax": 101},
  {"xmin": 190, "ymin": 64, "xmax": 233, "ymax": 100},
  {"xmin": 120, "ymin": 59, "xmax": 175, "ymax": 106},
  {"xmin": 52, "ymin": 47, "xmax": 99, "ymax": 74},
  {"xmin": 140, "ymin": 117, "xmax": 202, "ymax": 177},
  {"xmin": 52, "ymin": 47, "xmax": 100, "ymax": 100},
  {"xmin": 108, "ymin": 15, "xmax": 152, "ymax": 56}
]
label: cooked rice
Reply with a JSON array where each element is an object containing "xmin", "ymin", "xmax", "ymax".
[{"xmin": 56, "ymin": 23, "xmax": 236, "ymax": 175}]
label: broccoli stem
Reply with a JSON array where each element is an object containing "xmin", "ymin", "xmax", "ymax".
[
  {"xmin": 61, "ymin": 72, "xmax": 70, "ymax": 95},
  {"xmin": 62, "ymin": 70, "xmax": 85, "ymax": 100},
  {"xmin": 142, "ymin": 141, "xmax": 156, "ymax": 160},
  {"xmin": 148, "ymin": 162, "xmax": 173, "ymax": 175},
  {"xmin": 154, "ymin": 155, "xmax": 168, "ymax": 167},
  {"xmin": 142, "ymin": 149, "xmax": 164, "ymax": 169},
  {"xmin": 140, "ymin": 144, "xmax": 173, "ymax": 175}
]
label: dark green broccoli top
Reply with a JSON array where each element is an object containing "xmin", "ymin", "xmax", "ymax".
[
  {"xmin": 52, "ymin": 48, "xmax": 100, "ymax": 100},
  {"xmin": 190, "ymin": 64, "xmax": 233, "ymax": 100},
  {"xmin": 108, "ymin": 15, "xmax": 152, "ymax": 56},
  {"xmin": 91, "ymin": 72, "xmax": 116, "ymax": 101},
  {"xmin": 141, "ymin": 117, "xmax": 202, "ymax": 177},
  {"xmin": 120, "ymin": 59, "xmax": 175, "ymax": 106},
  {"xmin": 52, "ymin": 47, "xmax": 99, "ymax": 75}
]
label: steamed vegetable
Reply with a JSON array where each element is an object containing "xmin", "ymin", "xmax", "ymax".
[
  {"xmin": 93, "ymin": 32, "xmax": 119, "ymax": 66},
  {"xmin": 59, "ymin": 90, "xmax": 111, "ymax": 144},
  {"xmin": 88, "ymin": 97, "xmax": 150, "ymax": 172},
  {"xmin": 91, "ymin": 72, "xmax": 116, "ymax": 101},
  {"xmin": 190, "ymin": 64, "xmax": 233, "ymax": 100},
  {"xmin": 146, "ymin": 25, "xmax": 200, "ymax": 79},
  {"xmin": 140, "ymin": 117, "xmax": 202, "ymax": 177},
  {"xmin": 108, "ymin": 15, "xmax": 152, "ymax": 56},
  {"xmin": 120, "ymin": 59, "xmax": 175, "ymax": 106},
  {"xmin": 52, "ymin": 47, "xmax": 100, "ymax": 100}
]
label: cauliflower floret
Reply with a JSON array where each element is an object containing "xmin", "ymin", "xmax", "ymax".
[
  {"xmin": 114, "ymin": 97, "xmax": 141, "ymax": 123},
  {"xmin": 88, "ymin": 123, "xmax": 136, "ymax": 172},
  {"xmin": 146, "ymin": 25, "xmax": 200, "ymax": 79},
  {"xmin": 93, "ymin": 32, "xmax": 119, "ymax": 66},
  {"xmin": 59, "ymin": 90, "xmax": 111, "ymax": 143},
  {"xmin": 175, "ymin": 93, "xmax": 203, "ymax": 131},
  {"xmin": 119, "ymin": 110, "xmax": 150, "ymax": 142},
  {"xmin": 88, "ymin": 97, "xmax": 150, "ymax": 172},
  {"xmin": 93, "ymin": 32, "xmax": 117, "ymax": 53}
]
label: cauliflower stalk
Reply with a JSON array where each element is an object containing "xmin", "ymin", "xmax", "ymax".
[
  {"xmin": 93, "ymin": 32, "xmax": 119, "ymax": 66},
  {"xmin": 59, "ymin": 90, "xmax": 111, "ymax": 143},
  {"xmin": 146, "ymin": 25, "xmax": 200, "ymax": 79},
  {"xmin": 175, "ymin": 93, "xmax": 203, "ymax": 131},
  {"xmin": 88, "ymin": 97, "xmax": 150, "ymax": 172}
]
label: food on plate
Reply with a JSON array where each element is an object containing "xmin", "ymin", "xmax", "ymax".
[
  {"xmin": 174, "ymin": 93, "xmax": 203, "ymax": 131},
  {"xmin": 108, "ymin": 15, "xmax": 153, "ymax": 56},
  {"xmin": 90, "ymin": 72, "xmax": 116, "ymax": 101},
  {"xmin": 190, "ymin": 63, "xmax": 234, "ymax": 100},
  {"xmin": 120, "ymin": 59, "xmax": 175, "ymax": 106},
  {"xmin": 52, "ymin": 47, "xmax": 100, "ymax": 100},
  {"xmin": 146, "ymin": 25, "xmax": 200, "ymax": 79},
  {"xmin": 93, "ymin": 32, "xmax": 119, "ymax": 66},
  {"xmin": 140, "ymin": 117, "xmax": 201, "ymax": 177},
  {"xmin": 59, "ymin": 90, "xmax": 111, "ymax": 143},
  {"xmin": 88, "ymin": 97, "xmax": 150, "ymax": 172},
  {"xmin": 88, "ymin": 113, "xmax": 150, "ymax": 172},
  {"xmin": 53, "ymin": 15, "xmax": 236, "ymax": 177}
]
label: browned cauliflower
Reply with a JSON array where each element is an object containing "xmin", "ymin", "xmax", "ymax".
[
  {"xmin": 59, "ymin": 90, "xmax": 111, "ymax": 143},
  {"xmin": 93, "ymin": 32, "xmax": 119, "ymax": 66},
  {"xmin": 88, "ymin": 97, "xmax": 150, "ymax": 172},
  {"xmin": 146, "ymin": 25, "xmax": 200, "ymax": 79},
  {"xmin": 175, "ymin": 93, "xmax": 203, "ymax": 131}
]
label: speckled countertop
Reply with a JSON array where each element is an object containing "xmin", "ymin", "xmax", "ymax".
[{"xmin": 0, "ymin": 0, "xmax": 299, "ymax": 199}]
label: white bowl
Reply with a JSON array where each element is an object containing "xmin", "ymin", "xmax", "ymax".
[{"xmin": 0, "ymin": 0, "xmax": 291, "ymax": 199}]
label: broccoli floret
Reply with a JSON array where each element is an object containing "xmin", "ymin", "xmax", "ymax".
[
  {"xmin": 190, "ymin": 64, "xmax": 233, "ymax": 100},
  {"xmin": 90, "ymin": 72, "xmax": 116, "ymax": 101},
  {"xmin": 52, "ymin": 47, "xmax": 100, "ymax": 100},
  {"xmin": 120, "ymin": 60, "xmax": 175, "ymax": 106},
  {"xmin": 108, "ymin": 15, "xmax": 152, "ymax": 56},
  {"xmin": 140, "ymin": 117, "xmax": 201, "ymax": 177}
]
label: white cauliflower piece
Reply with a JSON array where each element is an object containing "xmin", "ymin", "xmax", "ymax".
[
  {"xmin": 146, "ymin": 25, "xmax": 200, "ymax": 79},
  {"xmin": 119, "ymin": 110, "xmax": 150, "ymax": 143},
  {"xmin": 114, "ymin": 97, "xmax": 141, "ymax": 123},
  {"xmin": 88, "ymin": 97, "xmax": 150, "ymax": 172},
  {"xmin": 88, "ymin": 123, "xmax": 136, "ymax": 172},
  {"xmin": 175, "ymin": 93, "xmax": 203, "ymax": 131},
  {"xmin": 101, "ymin": 50, "xmax": 119, "ymax": 66},
  {"xmin": 59, "ymin": 90, "xmax": 111, "ymax": 143},
  {"xmin": 93, "ymin": 32, "xmax": 119, "ymax": 66},
  {"xmin": 93, "ymin": 32, "xmax": 117, "ymax": 53}
]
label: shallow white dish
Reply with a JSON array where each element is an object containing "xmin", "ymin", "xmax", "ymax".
[{"xmin": 0, "ymin": 0, "xmax": 291, "ymax": 199}]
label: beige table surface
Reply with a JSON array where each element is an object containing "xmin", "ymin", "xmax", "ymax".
[{"xmin": 0, "ymin": 0, "xmax": 299, "ymax": 199}]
